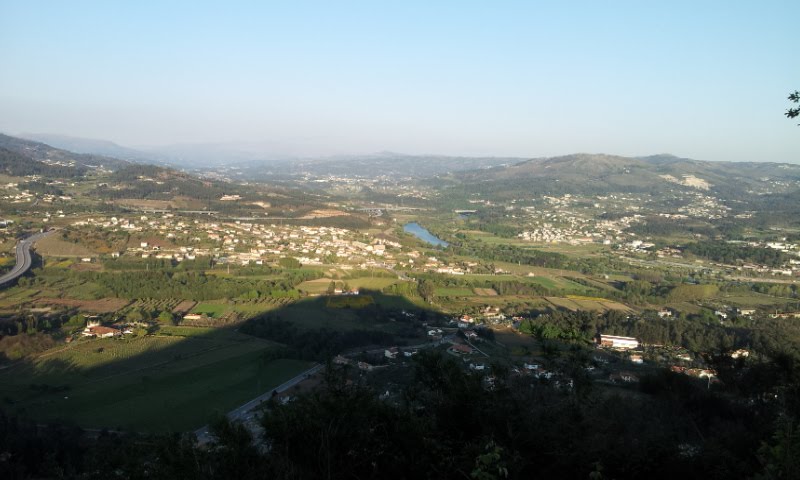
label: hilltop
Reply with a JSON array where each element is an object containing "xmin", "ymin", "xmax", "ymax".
[
  {"xmin": 442, "ymin": 153, "xmax": 800, "ymax": 200},
  {"xmin": 0, "ymin": 133, "xmax": 132, "ymax": 173},
  {"xmin": 19, "ymin": 133, "xmax": 162, "ymax": 164}
]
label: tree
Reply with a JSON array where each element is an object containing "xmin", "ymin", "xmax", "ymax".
[
  {"xmin": 755, "ymin": 416, "xmax": 800, "ymax": 479},
  {"xmin": 278, "ymin": 257, "xmax": 301, "ymax": 269},
  {"xmin": 158, "ymin": 310, "xmax": 178, "ymax": 325},
  {"xmin": 418, "ymin": 279, "xmax": 435, "ymax": 302},
  {"xmin": 127, "ymin": 308, "xmax": 146, "ymax": 323},
  {"xmin": 787, "ymin": 90, "xmax": 800, "ymax": 123}
]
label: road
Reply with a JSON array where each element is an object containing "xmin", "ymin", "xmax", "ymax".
[
  {"xmin": 193, "ymin": 336, "xmax": 451, "ymax": 444},
  {"xmin": 0, "ymin": 230, "xmax": 55, "ymax": 287},
  {"xmin": 194, "ymin": 363, "xmax": 323, "ymax": 444}
]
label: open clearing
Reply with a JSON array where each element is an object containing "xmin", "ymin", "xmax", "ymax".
[
  {"xmin": 191, "ymin": 303, "xmax": 230, "ymax": 318},
  {"xmin": 297, "ymin": 276, "xmax": 400, "ymax": 294},
  {"xmin": 34, "ymin": 297, "xmax": 131, "ymax": 313},
  {"xmin": 435, "ymin": 287, "xmax": 475, "ymax": 296},
  {"xmin": 544, "ymin": 296, "xmax": 631, "ymax": 312},
  {"xmin": 0, "ymin": 329, "xmax": 311, "ymax": 433},
  {"xmin": 114, "ymin": 198, "xmax": 173, "ymax": 210},
  {"xmin": 718, "ymin": 292, "xmax": 794, "ymax": 308},
  {"xmin": 472, "ymin": 287, "xmax": 498, "ymax": 296},
  {"xmin": 35, "ymin": 236, "xmax": 96, "ymax": 257}
]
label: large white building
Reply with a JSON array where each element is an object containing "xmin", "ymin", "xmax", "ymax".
[{"xmin": 598, "ymin": 334, "xmax": 639, "ymax": 350}]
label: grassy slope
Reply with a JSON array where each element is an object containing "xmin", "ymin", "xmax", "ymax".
[{"xmin": 0, "ymin": 329, "xmax": 310, "ymax": 432}]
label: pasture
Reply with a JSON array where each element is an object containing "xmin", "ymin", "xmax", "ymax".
[{"xmin": 0, "ymin": 330, "xmax": 311, "ymax": 433}]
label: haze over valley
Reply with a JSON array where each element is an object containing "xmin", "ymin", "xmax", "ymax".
[{"xmin": 0, "ymin": 2, "xmax": 799, "ymax": 479}]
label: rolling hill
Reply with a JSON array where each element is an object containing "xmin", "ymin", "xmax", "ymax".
[
  {"xmin": 0, "ymin": 133, "xmax": 132, "ymax": 173},
  {"xmin": 442, "ymin": 153, "xmax": 800, "ymax": 200}
]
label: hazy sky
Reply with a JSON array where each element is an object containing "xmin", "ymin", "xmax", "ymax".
[{"xmin": 1, "ymin": 1, "xmax": 798, "ymax": 161}]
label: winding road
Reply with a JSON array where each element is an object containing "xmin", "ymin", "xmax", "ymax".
[{"xmin": 0, "ymin": 230, "xmax": 55, "ymax": 287}]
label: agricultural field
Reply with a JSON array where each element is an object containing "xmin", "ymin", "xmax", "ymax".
[
  {"xmin": 191, "ymin": 303, "xmax": 230, "ymax": 318},
  {"xmin": 113, "ymin": 198, "xmax": 173, "ymax": 210},
  {"xmin": 0, "ymin": 329, "xmax": 311, "ymax": 432},
  {"xmin": 435, "ymin": 287, "xmax": 475, "ymax": 297},
  {"xmin": 0, "ymin": 288, "xmax": 41, "ymax": 309},
  {"xmin": 345, "ymin": 277, "xmax": 401, "ymax": 290},
  {"xmin": 172, "ymin": 300, "xmax": 197, "ymax": 314},
  {"xmin": 35, "ymin": 235, "xmax": 96, "ymax": 257},
  {"xmin": 492, "ymin": 327, "xmax": 542, "ymax": 355},
  {"xmin": 435, "ymin": 295, "xmax": 550, "ymax": 314},
  {"xmin": 262, "ymin": 295, "xmax": 427, "ymax": 336},
  {"xmin": 297, "ymin": 279, "xmax": 337, "ymax": 294},
  {"xmin": 543, "ymin": 296, "xmax": 631, "ymax": 312},
  {"xmin": 33, "ymin": 297, "xmax": 131, "ymax": 313},
  {"xmin": 545, "ymin": 297, "xmax": 585, "ymax": 312},
  {"xmin": 326, "ymin": 295, "xmax": 374, "ymax": 309},
  {"xmin": 45, "ymin": 258, "xmax": 76, "ymax": 269},
  {"xmin": 297, "ymin": 276, "xmax": 401, "ymax": 294},
  {"xmin": 717, "ymin": 291, "xmax": 797, "ymax": 308},
  {"xmin": 460, "ymin": 230, "xmax": 608, "ymax": 256},
  {"xmin": 132, "ymin": 298, "xmax": 183, "ymax": 313},
  {"xmin": 459, "ymin": 272, "xmax": 595, "ymax": 296},
  {"xmin": 472, "ymin": 287, "xmax": 498, "ymax": 296},
  {"xmin": 0, "ymin": 255, "xmax": 15, "ymax": 270}
]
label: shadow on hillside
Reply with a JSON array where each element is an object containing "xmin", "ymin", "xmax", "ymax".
[{"xmin": 0, "ymin": 289, "xmax": 449, "ymax": 433}]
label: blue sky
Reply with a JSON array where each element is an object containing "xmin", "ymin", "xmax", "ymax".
[{"xmin": 1, "ymin": 1, "xmax": 798, "ymax": 161}]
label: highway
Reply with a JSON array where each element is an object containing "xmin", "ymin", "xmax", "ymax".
[{"xmin": 0, "ymin": 230, "xmax": 55, "ymax": 288}]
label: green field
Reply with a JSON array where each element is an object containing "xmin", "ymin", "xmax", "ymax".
[
  {"xmin": 297, "ymin": 276, "xmax": 401, "ymax": 294},
  {"xmin": 462, "ymin": 231, "xmax": 608, "ymax": 256},
  {"xmin": 191, "ymin": 303, "xmax": 230, "ymax": 318},
  {"xmin": 264, "ymin": 295, "xmax": 427, "ymax": 334},
  {"xmin": 157, "ymin": 325, "xmax": 220, "ymax": 337},
  {"xmin": 345, "ymin": 277, "xmax": 401, "ymax": 290},
  {"xmin": 0, "ymin": 331, "xmax": 311, "ymax": 433},
  {"xmin": 326, "ymin": 295, "xmax": 374, "ymax": 309},
  {"xmin": 460, "ymin": 272, "xmax": 590, "ymax": 294},
  {"xmin": 718, "ymin": 292, "xmax": 793, "ymax": 308},
  {"xmin": 0, "ymin": 287, "xmax": 40, "ymax": 308}
]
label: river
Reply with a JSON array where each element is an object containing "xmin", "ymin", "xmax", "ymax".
[{"xmin": 403, "ymin": 222, "xmax": 449, "ymax": 247}]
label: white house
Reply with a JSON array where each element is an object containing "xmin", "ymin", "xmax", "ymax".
[
  {"xmin": 384, "ymin": 347, "xmax": 399, "ymax": 359},
  {"xmin": 598, "ymin": 334, "xmax": 639, "ymax": 350}
]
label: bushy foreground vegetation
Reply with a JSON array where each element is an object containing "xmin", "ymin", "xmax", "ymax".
[{"xmin": 2, "ymin": 349, "xmax": 799, "ymax": 479}]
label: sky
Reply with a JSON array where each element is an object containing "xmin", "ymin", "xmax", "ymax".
[{"xmin": 1, "ymin": 1, "xmax": 798, "ymax": 162}]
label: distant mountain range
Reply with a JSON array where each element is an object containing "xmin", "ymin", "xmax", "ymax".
[
  {"xmin": 273, "ymin": 152, "xmax": 522, "ymax": 178},
  {"xmin": 442, "ymin": 153, "xmax": 800, "ymax": 199},
  {"xmin": 19, "ymin": 133, "xmax": 157, "ymax": 163},
  {"xmin": 18, "ymin": 134, "xmax": 301, "ymax": 169},
  {"xmin": 0, "ymin": 133, "xmax": 132, "ymax": 173},
  {"xmin": 5, "ymin": 133, "xmax": 800, "ymax": 203},
  {"xmin": 14, "ymin": 134, "xmax": 525, "ymax": 178}
]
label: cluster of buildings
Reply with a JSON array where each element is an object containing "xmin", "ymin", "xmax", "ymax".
[
  {"xmin": 675, "ymin": 192, "xmax": 731, "ymax": 219},
  {"xmin": 71, "ymin": 214, "xmax": 412, "ymax": 268},
  {"xmin": 0, "ymin": 178, "xmax": 74, "ymax": 205},
  {"xmin": 509, "ymin": 194, "xmax": 644, "ymax": 245}
]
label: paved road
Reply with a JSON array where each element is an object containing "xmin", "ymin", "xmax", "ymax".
[
  {"xmin": 0, "ymin": 230, "xmax": 54, "ymax": 287},
  {"xmin": 194, "ymin": 363, "xmax": 323, "ymax": 444}
]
